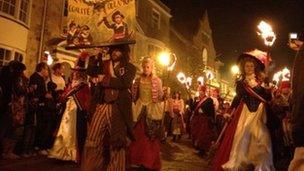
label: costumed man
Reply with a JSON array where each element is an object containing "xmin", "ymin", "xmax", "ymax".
[
  {"xmin": 99, "ymin": 10, "xmax": 129, "ymax": 42},
  {"xmin": 190, "ymin": 85, "xmax": 216, "ymax": 156},
  {"xmin": 82, "ymin": 42, "xmax": 136, "ymax": 171},
  {"xmin": 128, "ymin": 57, "xmax": 164, "ymax": 171},
  {"xmin": 271, "ymin": 79, "xmax": 293, "ymax": 169},
  {"xmin": 212, "ymin": 53, "xmax": 274, "ymax": 171},
  {"xmin": 48, "ymin": 52, "xmax": 90, "ymax": 163}
]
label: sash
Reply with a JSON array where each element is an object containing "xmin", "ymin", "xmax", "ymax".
[
  {"xmin": 243, "ymin": 83, "xmax": 268, "ymax": 104},
  {"xmin": 194, "ymin": 97, "xmax": 208, "ymax": 113}
]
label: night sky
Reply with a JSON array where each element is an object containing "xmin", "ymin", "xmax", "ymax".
[{"xmin": 161, "ymin": 0, "xmax": 304, "ymax": 79}]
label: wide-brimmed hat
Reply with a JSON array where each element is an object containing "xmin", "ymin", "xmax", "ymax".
[{"xmin": 237, "ymin": 53, "xmax": 265, "ymax": 71}]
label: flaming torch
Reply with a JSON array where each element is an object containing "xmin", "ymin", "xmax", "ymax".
[
  {"xmin": 257, "ymin": 20, "xmax": 276, "ymax": 74},
  {"xmin": 177, "ymin": 72, "xmax": 186, "ymax": 84}
]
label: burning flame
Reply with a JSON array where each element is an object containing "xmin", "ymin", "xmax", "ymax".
[
  {"xmin": 272, "ymin": 67, "xmax": 290, "ymax": 84},
  {"xmin": 197, "ymin": 76, "xmax": 204, "ymax": 85},
  {"xmin": 281, "ymin": 67, "xmax": 290, "ymax": 81},
  {"xmin": 205, "ymin": 70, "xmax": 215, "ymax": 80},
  {"xmin": 167, "ymin": 53, "xmax": 177, "ymax": 71},
  {"xmin": 45, "ymin": 51, "xmax": 53, "ymax": 66},
  {"xmin": 177, "ymin": 72, "xmax": 186, "ymax": 84},
  {"xmin": 186, "ymin": 77, "xmax": 192, "ymax": 86},
  {"xmin": 257, "ymin": 21, "xmax": 276, "ymax": 46}
]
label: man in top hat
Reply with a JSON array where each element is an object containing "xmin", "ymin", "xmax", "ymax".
[{"xmin": 82, "ymin": 42, "xmax": 136, "ymax": 171}]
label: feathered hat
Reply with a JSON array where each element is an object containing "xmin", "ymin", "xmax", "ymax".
[{"xmin": 237, "ymin": 49, "xmax": 267, "ymax": 71}]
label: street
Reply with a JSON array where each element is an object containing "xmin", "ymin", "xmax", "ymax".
[{"xmin": 0, "ymin": 137, "xmax": 210, "ymax": 171}]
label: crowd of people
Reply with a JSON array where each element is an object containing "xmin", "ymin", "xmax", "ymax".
[{"xmin": 0, "ymin": 36, "xmax": 303, "ymax": 171}]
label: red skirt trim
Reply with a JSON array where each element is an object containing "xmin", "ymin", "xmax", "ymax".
[
  {"xmin": 128, "ymin": 117, "xmax": 161, "ymax": 170},
  {"xmin": 211, "ymin": 102, "xmax": 244, "ymax": 171}
]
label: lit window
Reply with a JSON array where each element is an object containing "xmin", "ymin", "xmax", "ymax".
[
  {"xmin": 19, "ymin": 0, "xmax": 29, "ymax": 23},
  {"xmin": 0, "ymin": 48, "xmax": 12, "ymax": 67},
  {"xmin": 0, "ymin": 0, "xmax": 16, "ymax": 16},
  {"xmin": 14, "ymin": 51, "xmax": 23, "ymax": 62},
  {"xmin": 151, "ymin": 9, "xmax": 160, "ymax": 29}
]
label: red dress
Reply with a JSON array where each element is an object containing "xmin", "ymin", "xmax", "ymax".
[
  {"xmin": 190, "ymin": 97, "xmax": 216, "ymax": 152},
  {"xmin": 128, "ymin": 115, "xmax": 161, "ymax": 170}
]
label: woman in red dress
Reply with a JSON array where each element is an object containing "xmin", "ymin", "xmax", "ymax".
[{"xmin": 128, "ymin": 57, "xmax": 164, "ymax": 170}]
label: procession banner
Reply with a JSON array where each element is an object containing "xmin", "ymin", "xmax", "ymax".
[{"xmin": 63, "ymin": 0, "xmax": 136, "ymax": 47}]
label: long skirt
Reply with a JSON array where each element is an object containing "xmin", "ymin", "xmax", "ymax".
[
  {"xmin": 171, "ymin": 112, "xmax": 185, "ymax": 135},
  {"xmin": 81, "ymin": 104, "xmax": 125, "ymax": 171},
  {"xmin": 48, "ymin": 98, "xmax": 78, "ymax": 162},
  {"xmin": 190, "ymin": 113, "xmax": 215, "ymax": 151},
  {"xmin": 212, "ymin": 103, "xmax": 274, "ymax": 171},
  {"xmin": 128, "ymin": 109, "xmax": 161, "ymax": 170}
]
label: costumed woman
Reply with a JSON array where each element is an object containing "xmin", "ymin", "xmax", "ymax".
[
  {"xmin": 81, "ymin": 43, "xmax": 136, "ymax": 171},
  {"xmin": 170, "ymin": 91, "xmax": 185, "ymax": 142},
  {"xmin": 48, "ymin": 54, "xmax": 90, "ymax": 162},
  {"xmin": 190, "ymin": 85, "xmax": 216, "ymax": 156},
  {"xmin": 128, "ymin": 57, "xmax": 164, "ymax": 171},
  {"xmin": 212, "ymin": 53, "xmax": 274, "ymax": 171}
]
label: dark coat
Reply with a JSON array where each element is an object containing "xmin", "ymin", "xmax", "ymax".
[
  {"xmin": 291, "ymin": 48, "xmax": 304, "ymax": 147},
  {"xmin": 101, "ymin": 61, "xmax": 136, "ymax": 140},
  {"xmin": 29, "ymin": 72, "xmax": 47, "ymax": 104}
]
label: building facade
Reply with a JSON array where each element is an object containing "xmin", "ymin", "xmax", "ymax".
[
  {"xmin": 0, "ymin": 0, "xmax": 31, "ymax": 67},
  {"xmin": 170, "ymin": 11, "xmax": 233, "ymax": 99},
  {"xmin": 0, "ymin": 0, "xmax": 171, "ymax": 77}
]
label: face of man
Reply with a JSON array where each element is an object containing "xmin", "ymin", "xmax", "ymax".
[
  {"xmin": 114, "ymin": 15, "xmax": 123, "ymax": 24},
  {"xmin": 244, "ymin": 61, "xmax": 255, "ymax": 75},
  {"xmin": 142, "ymin": 62, "xmax": 153, "ymax": 76},
  {"xmin": 111, "ymin": 49, "xmax": 122, "ymax": 62},
  {"xmin": 41, "ymin": 66, "xmax": 49, "ymax": 78}
]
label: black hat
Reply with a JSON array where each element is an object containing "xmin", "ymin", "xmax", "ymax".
[
  {"xmin": 9, "ymin": 60, "xmax": 26, "ymax": 73},
  {"xmin": 237, "ymin": 53, "xmax": 265, "ymax": 71},
  {"xmin": 112, "ymin": 10, "xmax": 125, "ymax": 22}
]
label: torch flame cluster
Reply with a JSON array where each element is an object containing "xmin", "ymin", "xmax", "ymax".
[
  {"xmin": 257, "ymin": 21, "xmax": 276, "ymax": 46},
  {"xmin": 272, "ymin": 67, "xmax": 290, "ymax": 84},
  {"xmin": 177, "ymin": 72, "xmax": 192, "ymax": 89}
]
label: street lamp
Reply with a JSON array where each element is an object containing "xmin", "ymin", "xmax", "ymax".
[
  {"xmin": 158, "ymin": 52, "xmax": 170, "ymax": 67},
  {"xmin": 231, "ymin": 65, "xmax": 240, "ymax": 75}
]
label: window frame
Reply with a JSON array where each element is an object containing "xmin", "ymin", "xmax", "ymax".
[{"xmin": 151, "ymin": 8, "xmax": 160, "ymax": 30}]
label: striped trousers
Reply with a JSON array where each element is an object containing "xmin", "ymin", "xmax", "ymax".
[{"xmin": 81, "ymin": 104, "xmax": 125, "ymax": 171}]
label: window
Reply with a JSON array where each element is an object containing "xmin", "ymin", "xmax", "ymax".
[
  {"xmin": 0, "ymin": 0, "xmax": 16, "ymax": 16},
  {"xmin": 0, "ymin": 48, "xmax": 12, "ymax": 67},
  {"xmin": 0, "ymin": 0, "xmax": 30, "ymax": 24},
  {"xmin": 14, "ymin": 51, "xmax": 23, "ymax": 62},
  {"xmin": 19, "ymin": 0, "xmax": 29, "ymax": 22},
  {"xmin": 151, "ymin": 9, "xmax": 160, "ymax": 29}
]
